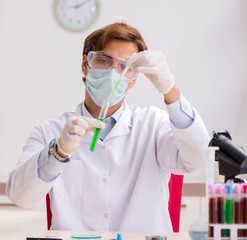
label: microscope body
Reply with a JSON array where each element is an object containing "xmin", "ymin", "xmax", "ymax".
[{"xmin": 209, "ymin": 131, "xmax": 247, "ymax": 183}]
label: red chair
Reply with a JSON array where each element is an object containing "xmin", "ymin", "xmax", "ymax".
[
  {"xmin": 46, "ymin": 194, "xmax": 52, "ymax": 230},
  {"xmin": 46, "ymin": 173, "xmax": 183, "ymax": 231},
  {"xmin": 168, "ymin": 173, "xmax": 184, "ymax": 232}
]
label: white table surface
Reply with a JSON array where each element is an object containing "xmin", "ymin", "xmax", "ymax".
[{"xmin": 0, "ymin": 231, "xmax": 190, "ymax": 240}]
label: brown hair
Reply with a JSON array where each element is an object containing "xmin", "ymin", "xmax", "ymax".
[{"xmin": 83, "ymin": 22, "xmax": 148, "ymax": 55}]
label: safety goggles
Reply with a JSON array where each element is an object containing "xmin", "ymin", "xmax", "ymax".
[{"xmin": 87, "ymin": 51, "xmax": 138, "ymax": 79}]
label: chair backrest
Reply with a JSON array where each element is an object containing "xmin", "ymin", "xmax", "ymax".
[
  {"xmin": 46, "ymin": 173, "xmax": 184, "ymax": 231},
  {"xmin": 168, "ymin": 173, "xmax": 184, "ymax": 232},
  {"xmin": 46, "ymin": 194, "xmax": 52, "ymax": 230}
]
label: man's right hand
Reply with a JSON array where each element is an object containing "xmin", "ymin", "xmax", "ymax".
[{"xmin": 57, "ymin": 116, "xmax": 105, "ymax": 157}]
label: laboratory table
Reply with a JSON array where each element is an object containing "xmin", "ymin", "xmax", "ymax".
[{"xmin": 0, "ymin": 231, "xmax": 190, "ymax": 240}]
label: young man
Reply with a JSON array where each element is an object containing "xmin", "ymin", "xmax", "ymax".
[{"xmin": 6, "ymin": 22, "xmax": 210, "ymax": 232}]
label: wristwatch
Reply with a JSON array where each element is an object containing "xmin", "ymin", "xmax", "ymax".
[{"xmin": 49, "ymin": 138, "xmax": 70, "ymax": 162}]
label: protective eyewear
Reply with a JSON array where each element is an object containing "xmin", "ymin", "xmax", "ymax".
[{"xmin": 87, "ymin": 51, "xmax": 137, "ymax": 79}]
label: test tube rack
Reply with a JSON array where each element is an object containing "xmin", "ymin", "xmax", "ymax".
[{"xmin": 208, "ymin": 223, "xmax": 247, "ymax": 239}]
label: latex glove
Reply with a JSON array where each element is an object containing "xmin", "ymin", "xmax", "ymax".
[
  {"xmin": 57, "ymin": 116, "xmax": 105, "ymax": 156},
  {"xmin": 128, "ymin": 50, "xmax": 175, "ymax": 94}
]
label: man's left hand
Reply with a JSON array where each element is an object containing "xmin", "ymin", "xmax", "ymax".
[{"xmin": 128, "ymin": 50, "xmax": 175, "ymax": 94}]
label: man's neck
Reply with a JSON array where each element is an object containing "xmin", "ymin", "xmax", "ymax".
[{"xmin": 84, "ymin": 96, "xmax": 124, "ymax": 119}]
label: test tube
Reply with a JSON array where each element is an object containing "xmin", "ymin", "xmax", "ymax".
[
  {"xmin": 215, "ymin": 183, "xmax": 228, "ymax": 237},
  {"xmin": 208, "ymin": 184, "xmax": 216, "ymax": 238},
  {"xmin": 225, "ymin": 183, "xmax": 234, "ymax": 224},
  {"xmin": 233, "ymin": 184, "xmax": 242, "ymax": 223},
  {"xmin": 89, "ymin": 67, "xmax": 129, "ymax": 152},
  {"xmin": 216, "ymin": 183, "xmax": 225, "ymax": 224},
  {"xmin": 225, "ymin": 184, "xmax": 234, "ymax": 237},
  {"xmin": 241, "ymin": 184, "xmax": 247, "ymax": 237},
  {"xmin": 89, "ymin": 100, "xmax": 109, "ymax": 152},
  {"xmin": 233, "ymin": 184, "xmax": 242, "ymax": 237}
]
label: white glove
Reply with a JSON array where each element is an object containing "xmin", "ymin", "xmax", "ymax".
[
  {"xmin": 57, "ymin": 116, "xmax": 105, "ymax": 156},
  {"xmin": 127, "ymin": 50, "xmax": 175, "ymax": 94}
]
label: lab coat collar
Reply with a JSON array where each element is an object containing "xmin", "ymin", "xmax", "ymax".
[{"xmin": 104, "ymin": 101, "xmax": 132, "ymax": 141}]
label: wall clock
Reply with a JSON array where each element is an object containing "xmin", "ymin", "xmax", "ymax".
[{"xmin": 53, "ymin": 0, "xmax": 100, "ymax": 32}]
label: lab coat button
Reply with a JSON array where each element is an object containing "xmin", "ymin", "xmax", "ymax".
[
  {"xmin": 104, "ymin": 213, "xmax": 108, "ymax": 218},
  {"xmin": 103, "ymin": 178, "xmax": 107, "ymax": 183},
  {"xmin": 101, "ymin": 145, "xmax": 106, "ymax": 149}
]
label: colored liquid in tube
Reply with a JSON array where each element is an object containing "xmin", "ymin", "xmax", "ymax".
[
  {"xmin": 208, "ymin": 184, "xmax": 216, "ymax": 237},
  {"xmin": 216, "ymin": 184, "xmax": 225, "ymax": 223},
  {"xmin": 225, "ymin": 184, "xmax": 234, "ymax": 237},
  {"xmin": 242, "ymin": 184, "xmax": 247, "ymax": 237},
  {"xmin": 216, "ymin": 184, "xmax": 228, "ymax": 237},
  {"xmin": 217, "ymin": 196, "xmax": 224, "ymax": 223},
  {"xmin": 233, "ymin": 184, "xmax": 241, "ymax": 223},
  {"xmin": 233, "ymin": 184, "xmax": 242, "ymax": 237},
  {"xmin": 225, "ymin": 184, "xmax": 234, "ymax": 224},
  {"xmin": 234, "ymin": 200, "xmax": 241, "ymax": 222}
]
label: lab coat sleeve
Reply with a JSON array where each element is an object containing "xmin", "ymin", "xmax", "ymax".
[
  {"xmin": 6, "ymin": 123, "xmax": 68, "ymax": 208},
  {"xmin": 157, "ymin": 107, "xmax": 211, "ymax": 174},
  {"xmin": 166, "ymin": 94, "xmax": 194, "ymax": 129}
]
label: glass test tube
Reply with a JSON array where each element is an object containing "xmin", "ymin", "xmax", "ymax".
[
  {"xmin": 241, "ymin": 184, "xmax": 247, "ymax": 237},
  {"xmin": 89, "ymin": 79, "xmax": 122, "ymax": 152},
  {"xmin": 225, "ymin": 183, "xmax": 234, "ymax": 224},
  {"xmin": 208, "ymin": 184, "xmax": 216, "ymax": 238},
  {"xmin": 225, "ymin": 184, "xmax": 234, "ymax": 237},
  {"xmin": 89, "ymin": 101, "xmax": 109, "ymax": 152},
  {"xmin": 216, "ymin": 183, "xmax": 228, "ymax": 237},
  {"xmin": 233, "ymin": 184, "xmax": 242, "ymax": 237},
  {"xmin": 233, "ymin": 184, "xmax": 242, "ymax": 223},
  {"xmin": 216, "ymin": 183, "xmax": 225, "ymax": 224}
]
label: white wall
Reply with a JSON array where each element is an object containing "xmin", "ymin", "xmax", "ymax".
[{"xmin": 1, "ymin": 0, "xmax": 247, "ymax": 181}]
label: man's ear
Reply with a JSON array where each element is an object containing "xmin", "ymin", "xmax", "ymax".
[{"xmin": 81, "ymin": 55, "xmax": 88, "ymax": 76}]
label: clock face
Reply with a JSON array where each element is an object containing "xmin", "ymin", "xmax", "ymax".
[{"xmin": 53, "ymin": 0, "xmax": 100, "ymax": 32}]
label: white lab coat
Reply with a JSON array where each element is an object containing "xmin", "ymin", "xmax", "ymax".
[{"xmin": 6, "ymin": 101, "xmax": 210, "ymax": 232}]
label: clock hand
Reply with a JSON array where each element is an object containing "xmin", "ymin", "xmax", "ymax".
[
  {"xmin": 74, "ymin": 0, "xmax": 92, "ymax": 9},
  {"xmin": 66, "ymin": 0, "xmax": 91, "ymax": 9}
]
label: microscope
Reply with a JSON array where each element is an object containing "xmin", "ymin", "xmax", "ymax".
[{"xmin": 209, "ymin": 130, "xmax": 247, "ymax": 183}]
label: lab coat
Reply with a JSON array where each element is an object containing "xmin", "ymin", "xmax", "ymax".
[{"xmin": 6, "ymin": 101, "xmax": 210, "ymax": 232}]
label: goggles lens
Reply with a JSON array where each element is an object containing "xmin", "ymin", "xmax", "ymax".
[{"xmin": 87, "ymin": 51, "xmax": 137, "ymax": 79}]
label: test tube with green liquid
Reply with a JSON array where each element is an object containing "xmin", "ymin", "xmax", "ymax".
[
  {"xmin": 89, "ymin": 79, "xmax": 122, "ymax": 152},
  {"xmin": 225, "ymin": 183, "xmax": 234, "ymax": 237},
  {"xmin": 89, "ymin": 100, "xmax": 109, "ymax": 152},
  {"xmin": 225, "ymin": 183, "xmax": 234, "ymax": 224}
]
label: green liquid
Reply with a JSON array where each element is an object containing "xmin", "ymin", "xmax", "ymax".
[
  {"xmin": 89, "ymin": 118, "xmax": 105, "ymax": 152},
  {"xmin": 224, "ymin": 199, "xmax": 234, "ymax": 237},
  {"xmin": 225, "ymin": 199, "xmax": 234, "ymax": 223}
]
